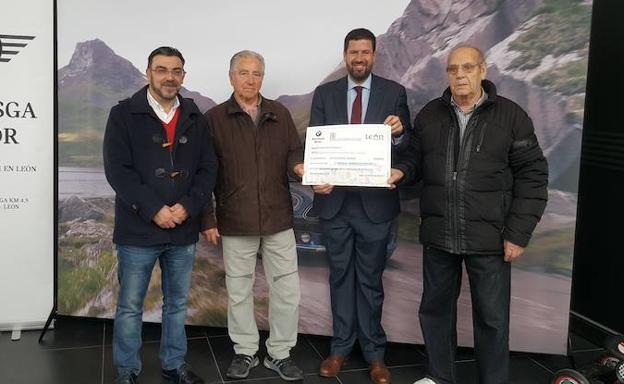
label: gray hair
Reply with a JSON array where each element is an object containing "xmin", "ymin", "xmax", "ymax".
[
  {"xmin": 229, "ymin": 50, "xmax": 265, "ymax": 75},
  {"xmin": 448, "ymin": 44, "xmax": 486, "ymax": 64}
]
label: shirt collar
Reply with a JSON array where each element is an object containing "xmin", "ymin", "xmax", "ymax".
[
  {"xmin": 347, "ymin": 74, "xmax": 372, "ymax": 92},
  {"xmin": 146, "ymin": 88, "xmax": 180, "ymax": 114},
  {"xmin": 234, "ymin": 94, "xmax": 262, "ymax": 110},
  {"xmin": 451, "ymin": 87, "xmax": 487, "ymax": 114}
]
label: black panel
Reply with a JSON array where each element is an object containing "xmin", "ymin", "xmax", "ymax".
[{"xmin": 572, "ymin": 0, "xmax": 624, "ymax": 334}]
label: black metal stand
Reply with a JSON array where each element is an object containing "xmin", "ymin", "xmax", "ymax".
[
  {"xmin": 38, "ymin": 309, "xmax": 56, "ymax": 343},
  {"xmin": 39, "ymin": 0, "xmax": 59, "ymax": 344}
]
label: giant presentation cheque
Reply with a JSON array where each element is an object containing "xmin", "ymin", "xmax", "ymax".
[{"xmin": 302, "ymin": 124, "xmax": 391, "ymax": 187}]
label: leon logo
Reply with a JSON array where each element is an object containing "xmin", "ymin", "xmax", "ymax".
[{"xmin": 0, "ymin": 34, "xmax": 36, "ymax": 63}]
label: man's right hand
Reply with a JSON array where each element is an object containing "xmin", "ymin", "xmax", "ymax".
[
  {"xmin": 313, "ymin": 183, "xmax": 334, "ymax": 194},
  {"xmin": 153, "ymin": 206, "xmax": 177, "ymax": 229},
  {"xmin": 387, "ymin": 168, "xmax": 405, "ymax": 189},
  {"xmin": 201, "ymin": 228, "xmax": 220, "ymax": 246}
]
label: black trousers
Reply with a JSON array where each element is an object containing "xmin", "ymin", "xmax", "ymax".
[
  {"xmin": 321, "ymin": 192, "xmax": 392, "ymax": 363},
  {"xmin": 419, "ymin": 246, "xmax": 511, "ymax": 384}
]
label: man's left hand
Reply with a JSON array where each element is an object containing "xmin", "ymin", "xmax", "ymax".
[
  {"xmin": 170, "ymin": 203, "xmax": 189, "ymax": 224},
  {"xmin": 293, "ymin": 163, "xmax": 304, "ymax": 178},
  {"xmin": 504, "ymin": 240, "xmax": 525, "ymax": 262},
  {"xmin": 384, "ymin": 115, "xmax": 403, "ymax": 137}
]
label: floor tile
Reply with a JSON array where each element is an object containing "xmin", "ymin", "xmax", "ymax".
[
  {"xmin": 454, "ymin": 356, "xmax": 553, "ymax": 384},
  {"xmin": 103, "ymin": 338, "xmax": 221, "ymax": 383},
  {"xmin": 0, "ymin": 342, "xmax": 102, "ymax": 384},
  {"xmin": 529, "ymin": 352, "xmax": 573, "ymax": 374},
  {"xmin": 224, "ymin": 373, "xmax": 339, "ymax": 383},
  {"xmin": 570, "ymin": 349, "xmax": 609, "ymax": 367},
  {"xmin": 35, "ymin": 316, "xmax": 104, "ymax": 349},
  {"xmin": 508, "ymin": 357, "xmax": 554, "ymax": 383},
  {"xmin": 339, "ymin": 365, "xmax": 427, "ymax": 384},
  {"xmin": 0, "ymin": 318, "xmax": 610, "ymax": 383},
  {"xmin": 384, "ymin": 341, "xmax": 427, "ymax": 367},
  {"xmin": 204, "ymin": 326, "xmax": 229, "ymax": 337},
  {"xmin": 454, "ymin": 346, "xmax": 476, "ymax": 362},
  {"xmin": 570, "ymin": 332, "xmax": 603, "ymax": 352}
]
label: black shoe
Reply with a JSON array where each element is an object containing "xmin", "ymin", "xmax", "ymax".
[
  {"xmin": 161, "ymin": 363, "xmax": 204, "ymax": 384},
  {"xmin": 114, "ymin": 373, "xmax": 138, "ymax": 384},
  {"xmin": 263, "ymin": 355, "xmax": 303, "ymax": 381},
  {"xmin": 226, "ymin": 354, "xmax": 259, "ymax": 379}
]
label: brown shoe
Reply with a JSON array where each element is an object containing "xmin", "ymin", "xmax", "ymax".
[
  {"xmin": 369, "ymin": 361, "xmax": 391, "ymax": 384},
  {"xmin": 319, "ymin": 355, "xmax": 345, "ymax": 377}
]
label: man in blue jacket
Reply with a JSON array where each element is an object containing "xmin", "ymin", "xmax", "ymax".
[
  {"xmin": 310, "ymin": 28, "xmax": 411, "ymax": 384},
  {"xmin": 103, "ymin": 46, "xmax": 217, "ymax": 384}
]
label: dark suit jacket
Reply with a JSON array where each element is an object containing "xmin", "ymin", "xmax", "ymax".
[{"xmin": 309, "ymin": 74, "xmax": 411, "ymax": 223}]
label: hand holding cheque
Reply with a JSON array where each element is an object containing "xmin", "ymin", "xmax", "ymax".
[{"xmin": 302, "ymin": 124, "xmax": 403, "ymax": 191}]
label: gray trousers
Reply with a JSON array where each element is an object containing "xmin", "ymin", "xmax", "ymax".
[{"xmin": 222, "ymin": 228, "xmax": 300, "ymax": 360}]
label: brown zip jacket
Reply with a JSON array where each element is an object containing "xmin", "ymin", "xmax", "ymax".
[{"xmin": 201, "ymin": 94, "xmax": 303, "ymax": 236}]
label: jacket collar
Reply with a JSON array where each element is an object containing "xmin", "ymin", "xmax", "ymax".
[
  {"xmin": 128, "ymin": 85, "xmax": 199, "ymax": 122},
  {"xmin": 225, "ymin": 93, "xmax": 278, "ymax": 122},
  {"xmin": 441, "ymin": 79, "xmax": 497, "ymax": 108},
  {"xmin": 127, "ymin": 86, "xmax": 201, "ymax": 152}
]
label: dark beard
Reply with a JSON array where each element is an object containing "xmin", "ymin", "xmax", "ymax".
[{"xmin": 348, "ymin": 67, "xmax": 371, "ymax": 83}]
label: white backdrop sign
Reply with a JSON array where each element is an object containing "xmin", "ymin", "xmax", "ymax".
[{"xmin": 0, "ymin": 0, "xmax": 54, "ymax": 330}]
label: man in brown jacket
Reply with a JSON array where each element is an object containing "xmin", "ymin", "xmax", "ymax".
[{"xmin": 201, "ymin": 50, "xmax": 304, "ymax": 382}]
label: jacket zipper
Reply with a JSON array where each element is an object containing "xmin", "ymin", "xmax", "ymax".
[
  {"xmin": 449, "ymin": 112, "xmax": 460, "ymax": 254},
  {"xmin": 255, "ymin": 114, "xmax": 269, "ymax": 234},
  {"xmin": 450, "ymin": 110, "xmax": 480, "ymax": 253}
]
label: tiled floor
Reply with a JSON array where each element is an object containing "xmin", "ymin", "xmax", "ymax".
[{"xmin": 0, "ymin": 316, "xmax": 606, "ymax": 383}]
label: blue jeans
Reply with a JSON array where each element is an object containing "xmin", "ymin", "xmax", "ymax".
[{"xmin": 113, "ymin": 244, "xmax": 196, "ymax": 376}]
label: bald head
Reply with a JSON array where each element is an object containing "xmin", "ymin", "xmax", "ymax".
[{"xmin": 448, "ymin": 45, "xmax": 485, "ymax": 66}]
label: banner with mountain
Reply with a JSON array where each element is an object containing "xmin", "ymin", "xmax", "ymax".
[{"xmin": 57, "ymin": 0, "xmax": 592, "ymax": 354}]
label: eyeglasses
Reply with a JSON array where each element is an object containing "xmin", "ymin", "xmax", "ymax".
[
  {"xmin": 235, "ymin": 70, "xmax": 263, "ymax": 79},
  {"xmin": 150, "ymin": 67, "xmax": 186, "ymax": 77},
  {"xmin": 446, "ymin": 62, "xmax": 482, "ymax": 75}
]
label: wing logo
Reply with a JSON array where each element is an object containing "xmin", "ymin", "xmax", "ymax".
[{"xmin": 0, "ymin": 34, "xmax": 36, "ymax": 63}]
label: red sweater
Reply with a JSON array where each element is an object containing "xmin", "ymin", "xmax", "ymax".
[{"xmin": 162, "ymin": 108, "xmax": 181, "ymax": 151}]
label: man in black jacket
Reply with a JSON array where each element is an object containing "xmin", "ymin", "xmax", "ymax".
[
  {"xmin": 393, "ymin": 45, "xmax": 548, "ymax": 384},
  {"xmin": 103, "ymin": 47, "xmax": 216, "ymax": 384}
]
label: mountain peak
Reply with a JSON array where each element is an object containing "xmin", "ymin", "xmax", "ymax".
[
  {"xmin": 60, "ymin": 39, "xmax": 146, "ymax": 93},
  {"xmin": 67, "ymin": 39, "xmax": 118, "ymax": 71}
]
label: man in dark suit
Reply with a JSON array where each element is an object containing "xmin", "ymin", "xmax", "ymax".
[{"xmin": 309, "ymin": 28, "xmax": 411, "ymax": 384}]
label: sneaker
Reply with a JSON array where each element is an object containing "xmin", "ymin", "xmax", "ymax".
[
  {"xmin": 263, "ymin": 355, "xmax": 304, "ymax": 381},
  {"xmin": 161, "ymin": 363, "xmax": 204, "ymax": 384},
  {"xmin": 114, "ymin": 373, "xmax": 138, "ymax": 384},
  {"xmin": 226, "ymin": 354, "xmax": 259, "ymax": 379},
  {"xmin": 413, "ymin": 378, "xmax": 437, "ymax": 384}
]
